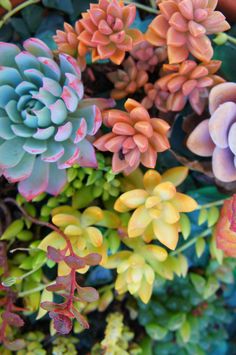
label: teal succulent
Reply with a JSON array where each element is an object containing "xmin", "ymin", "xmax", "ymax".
[{"xmin": 0, "ymin": 38, "xmax": 111, "ymax": 200}]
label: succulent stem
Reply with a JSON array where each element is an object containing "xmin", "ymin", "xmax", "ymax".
[
  {"xmin": 123, "ymin": 0, "xmax": 158, "ymax": 14},
  {"xmin": 196, "ymin": 199, "xmax": 228, "ymax": 211},
  {"xmin": 19, "ymin": 282, "xmax": 54, "ymax": 297},
  {"xmin": 170, "ymin": 228, "xmax": 211, "ymax": 256},
  {"xmin": 0, "ymin": 0, "xmax": 40, "ymax": 29}
]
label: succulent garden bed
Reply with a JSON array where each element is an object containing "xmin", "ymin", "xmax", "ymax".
[{"xmin": 0, "ymin": 0, "xmax": 236, "ymax": 354}]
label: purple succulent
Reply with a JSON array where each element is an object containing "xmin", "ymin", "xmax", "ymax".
[
  {"xmin": 0, "ymin": 38, "xmax": 108, "ymax": 200},
  {"xmin": 187, "ymin": 82, "xmax": 236, "ymax": 182}
]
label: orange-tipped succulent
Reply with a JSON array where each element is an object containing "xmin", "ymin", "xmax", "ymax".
[
  {"xmin": 156, "ymin": 60, "xmax": 224, "ymax": 114},
  {"xmin": 114, "ymin": 167, "xmax": 198, "ymax": 250},
  {"xmin": 94, "ymin": 99, "xmax": 170, "ymax": 175},
  {"xmin": 130, "ymin": 41, "xmax": 167, "ymax": 72},
  {"xmin": 54, "ymin": 22, "xmax": 88, "ymax": 71},
  {"xmin": 107, "ymin": 57, "xmax": 149, "ymax": 100},
  {"xmin": 78, "ymin": 0, "xmax": 143, "ymax": 65},
  {"xmin": 216, "ymin": 195, "xmax": 236, "ymax": 257},
  {"xmin": 146, "ymin": 0, "xmax": 230, "ymax": 64}
]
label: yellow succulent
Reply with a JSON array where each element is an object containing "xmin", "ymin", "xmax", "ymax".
[
  {"xmin": 38, "ymin": 206, "xmax": 120, "ymax": 276},
  {"xmin": 105, "ymin": 237, "xmax": 168, "ymax": 303},
  {"xmin": 114, "ymin": 167, "xmax": 198, "ymax": 250}
]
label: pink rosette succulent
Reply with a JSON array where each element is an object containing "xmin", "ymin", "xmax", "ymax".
[
  {"xmin": 146, "ymin": 0, "xmax": 230, "ymax": 64},
  {"xmin": 187, "ymin": 82, "xmax": 236, "ymax": 182},
  {"xmin": 130, "ymin": 41, "xmax": 167, "ymax": 73},
  {"xmin": 78, "ymin": 0, "xmax": 143, "ymax": 65},
  {"xmin": 153, "ymin": 60, "xmax": 224, "ymax": 115}
]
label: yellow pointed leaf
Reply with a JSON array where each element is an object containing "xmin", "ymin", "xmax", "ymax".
[
  {"xmin": 120, "ymin": 189, "xmax": 148, "ymax": 208},
  {"xmin": 196, "ymin": 237, "xmax": 206, "ymax": 258},
  {"xmin": 51, "ymin": 206, "xmax": 80, "ymax": 218},
  {"xmin": 153, "ymin": 182, "xmax": 176, "ymax": 200},
  {"xmin": 114, "ymin": 197, "xmax": 131, "ymax": 212},
  {"xmin": 139, "ymin": 278, "xmax": 153, "ymax": 303},
  {"xmin": 38, "ymin": 232, "xmax": 66, "ymax": 252},
  {"xmin": 143, "ymin": 170, "xmax": 162, "ymax": 192},
  {"xmin": 144, "ymin": 264, "xmax": 155, "ymax": 285},
  {"xmin": 170, "ymin": 193, "xmax": 198, "ymax": 212},
  {"xmin": 81, "ymin": 206, "xmax": 103, "ymax": 227},
  {"xmin": 96, "ymin": 211, "xmax": 120, "ymax": 229},
  {"xmin": 36, "ymin": 289, "xmax": 53, "ymax": 320},
  {"xmin": 179, "ymin": 213, "xmax": 191, "ymax": 240},
  {"xmin": 52, "ymin": 214, "xmax": 79, "ymax": 227},
  {"xmin": 64, "ymin": 225, "xmax": 82, "ymax": 236},
  {"xmin": 131, "ymin": 268, "xmax": 143, "ymax": 283},
  {"xmin": 153, "ymin": 219, "xmax": 179, "ymax": 250},
  {"xmin": 86, "ymin": 226, "xmax": 103, "ymax": 247},
  {"xmin": 161, "ymin": 167, "xmax": 188, "ymax": 186},
  {"xmin": 105, "ymin": 251, "xmax": 132, "ymax": 269},
  {"xmin": 145, "ymin": 244, "xmax": 168, "ymax": 262},
  {"xmin": 145, "ymin": 196, "xmax": 161, "ymax": 209},
  {"xmin": 128, "ymin": 206, "xmax": 152, "ymax": 238},
  {"xmin": 162, "ymin": 202, "xmax": 180, "ymax": 224}
]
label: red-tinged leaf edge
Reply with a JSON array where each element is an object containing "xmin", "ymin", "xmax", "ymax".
[
  {"xmin": 72, "ymin": 306, "xmax": 89, "ymax": 329},
  {"xmin": 47, "ymin": 246, "xmax": 66, "ymax": 263}
]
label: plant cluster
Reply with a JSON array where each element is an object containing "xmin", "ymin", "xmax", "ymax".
[{"xmin": 0, "ymin": 0, "xmax": 236, "ymax": 353}]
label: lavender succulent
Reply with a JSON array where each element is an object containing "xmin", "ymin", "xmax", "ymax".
[{"xmin": 0, "ymin": 38, "xmax": 104, "ymax": 200}]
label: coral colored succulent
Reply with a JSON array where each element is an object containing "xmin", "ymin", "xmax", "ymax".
[
  {"xmin": 0, "ymin": 38, "xmax": 113, "ymax": 201},
  {"xmin": 130, "ymin": 41, "xmax": 167, "ymax": 73},
  {"xmin": 215, "ymin": 195, "xmax": 236, "ymax": 257},
  {"xmin": 94, "ymin": 99, "xmax": 170, "ymax": 175},
  {"xmin": 38, "ymin": 206, "xmax": 120, "ymax": 276},
  {"xmin": 187, "ymin": 82, "xmax": 236, "ymax": 182},
  {"xmin": 107, "ymin": 57, "xmax": 148, "ymax": 100},
  {"xmin": 54, "ymin": 22, "xmax": 88, "ymax": 71},
  {"xmin": 156, "ymin": 60, "xmax": 224, "ymax": 114},
  {"xmin": 146, "ymin": 0, "xmax": 230, "ymax": 64},
  {"xmin": 114, "ymin": 167, "xmax": 198, "ymax": 249},
  {"xmin": 78, "ymin": 0, "xmax": 143, "ymax": 65},
  {"xmin": 142, "ymin": 81, "xmax": 170, "ymax": 112}
]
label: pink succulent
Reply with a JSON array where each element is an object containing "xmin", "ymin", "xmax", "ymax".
[
  {"xmin": 107, "ymin": 57, "xmax": 149, "ymax": 100},
  {"xmin": 78, "ymin": 0, "xmax": 143, "ymax": 65},
  {"xmin": 146, "ymin": 0, "xmax": 230, "ymax": 64},
  {"xmin": 94, "ymin": 99, "xmax": 170, "ymax": 174},
  {"xmin": 130, "ymin": 41, "xmax": 167, "ymax": 72},
  {"xmin": 187, "ymin": 82, "xmax": 236, "ymax": 183},
  {"xmin": 155, "ymin": 60, "xmax": 224, "ymax": 115},
  {"xmin": 142, "ymin": 81, "xmax": 169, "ymax": 112}
]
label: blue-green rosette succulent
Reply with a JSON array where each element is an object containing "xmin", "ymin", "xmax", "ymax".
[{"xmin": 0, "ymin": 38, "xmax": 111, "ymax": 200}]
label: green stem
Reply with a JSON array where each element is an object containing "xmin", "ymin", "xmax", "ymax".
[
  {"xmin": 226, "ymin": 34, "xmax": 236, "ymax": 45},
  {"xmin": 19, "ymin": 282, "xmax": 53, "ymax": 297},
  {"xmin": 123, "ymin": 0, "xmax": 158, "ymax": 14},
  {"xmin": 0, "ymin": 0, "xmax": 40, "ymax": 29},
  {"xmin": 149, "ymin": 0, "xmax": 157, "ymax": 9},
  {"xmin": 18, "ymin": 261, "xmax": 46, "ymax": 281},
  {"xmin": 170, "ymin": 228, "xmax": 211, "ymax": 256},
  {"xmin": 196, "ymin": 199, "xmax": 227, "ymax": 211}
]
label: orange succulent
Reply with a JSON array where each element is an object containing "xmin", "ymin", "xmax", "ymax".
[
  {"xmin": 78, "ymin": 0, "xmax": 143, "ymax": 65},
  {"xmin": 107, "ymin": 57, "xmax": 149, "ymax": 100},
  {"xmin": 146, "ymin": 0, "xmax": 230, "ymax": 64},
  {"xmin": 94, "ymin": 99, "xmax": 170, "ymax": 175},
  {"xmin": 216, "ymin": 195, "xmax": 236, "ymax": 257},
  {"xmin": 114, "ymin": 168, "xmax": 198, "ymax": 249},
  {"xmin": 156, "ymin": 60, "xmax": 224, "ymax": 114},
  {"xmin": 54, "ymin": 22, "xmax": 88, "ymax": 71}
]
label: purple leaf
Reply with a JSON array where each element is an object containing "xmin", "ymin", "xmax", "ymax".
[
  {"xmin": 47, "ymin": 246, "xmax": 65, "ymax": 263},
  {"xmin": 84, "ymin": 253, "xmax": 102, "ymax": 266},
  {"xmin": 72, "ymin": 306, "xmax": 89, "ymax": 329},
  {"xmin": 2, "ymin": 311, "xmax": 24, "ymax": 327},
  {"xmin": 64, "ymin": 254, "xmax": 86, "ymax": 269},
  {"xmin": 76, "ymin": 285, "xmax": 99, "ymax": 303},
  {"xmin": 49, "ymin": 312, "xmax": 73, "ymax": 335},
  {"xmin": 4, "ymin": 339, "xmax": 25, "ymax": 351}
]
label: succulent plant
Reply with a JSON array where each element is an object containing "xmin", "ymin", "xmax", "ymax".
[
  {"xmin": 157, "ymin": 60, "xmax": 224, "ymax": 115},
  {"xmin": 94, "ymin": 99, "xmax": 170, "ymax": 175},
  {"xmin": 78, "ymin": 0, "xmax": 143, "ymax": 65},
  {"xmin": 146, "ymin": 0, "xmax": 230, "ymax": 64},
  {"xmin": 114, "ymin": 168, "xmax": 197, "ymax": 250},
  {"xmin": 130, "ymin": 41, "xmax": 167, "ymax": 73},
  {"xmin": 107, "ymin": 57, "xmax": 148, "ymax": 100},
  {"xmin": 0, "ymin": 38, "xmax": 111, "ymax": 200},
  {"xmin": 54, "ymin": 22, "xmax": 88, "ymax": 71},
  {"xmin": 106, "ymin": 237, "xmax": 167, "ymax": 303},
  {"xmin": 142, "ymin": 81, "xmax": 170, "ymax": 112},
  {"xmin": 215, "ymin": 195, "xmax": 236, "ymax": 257},
  {"xmin": 187, "ymin": 82, "xmax": 236, "ymax": 182}
]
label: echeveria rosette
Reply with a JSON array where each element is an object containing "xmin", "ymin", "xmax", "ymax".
[
  {"xmin": 0, "ymin": 38, "xmax": 104, "ymax": 200},
  {"xmin": 146, "ymin": 0, "xmax": 230, "ymax": 64},
  {"xmin": 187, "ymin": 83, "xmax": 236, "ymax": 182},
  {"xmin": 78, "ymin": 0, "xmax": 143, "ymax": 65},
  {"xmin": 114, "ymin": 168, "xmax": 198, "ymax": 250},
  {"xmin": 216, "ymin": 194, "xmax": 236, "ymax": 257}
]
